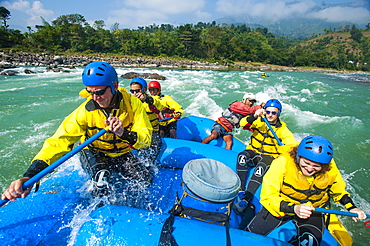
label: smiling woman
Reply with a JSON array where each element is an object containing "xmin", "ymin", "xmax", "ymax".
[
  {"xmin": 298, "ymin": 157, "xmax": 324, "ymax": 176},
  {"xmin": 247, "ymin": 135, "xmax": 367, "ymax": 246}
]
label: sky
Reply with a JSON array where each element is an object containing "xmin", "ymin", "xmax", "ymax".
[{"xmin": 1, "ymin": 0, "xmax": 370, "ymax": 32}]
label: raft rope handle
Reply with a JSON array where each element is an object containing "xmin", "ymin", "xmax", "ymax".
[{"xmin": 365, "ymin": 221, "xmax": 370, "ymax": 228}]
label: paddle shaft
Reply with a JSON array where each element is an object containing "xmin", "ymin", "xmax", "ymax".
[
  {"xmin": 159, "ymin": 116, "xmax": 174, "ymax": 122},
  {"xmin": 261, "ymin": 116, "xmax": 283, "ymax": 146},
  {"xmin": 0, "ymin": 128, "xmax": 107, "ymax": 207},
  {"xmin": 314, "ymin": 207, "xmax": 370, "ymax": 219}
]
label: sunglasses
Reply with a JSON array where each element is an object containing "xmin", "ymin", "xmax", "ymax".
[
  {"xmin": 86, "ymin": 86, "xmax": 109, "ymax": 96},
  {"xmin": 149, "ymin": 88, "xmax": 159, "ymax": 91},
  {"xmin": 130, "ymin": 89, "xmax": 141, "ymax": 94},
  {"xmin": 266, "ymin": 110, "xmax": 278, "ymax": 115}
]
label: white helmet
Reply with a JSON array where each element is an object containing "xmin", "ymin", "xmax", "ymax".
[{"xmin": 242, "ymin": 93, "xmax": 256, "ymax": 103}]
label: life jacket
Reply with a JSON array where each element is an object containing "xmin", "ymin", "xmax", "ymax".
[
  {"xmin": 81, "ymin": 91, "xmax": 136, "ymax": 156},
  {"xmin": 158, "ymin": 107, "xmax": 175, "ymax": 120},
  {"xmin": 220, "ymin": 107, "xmax": 243, "ymax": 127},
  {"xmin": 141, "ymin": 94, "xmax": 162, "ymax": 131},
  {"xmin": 218, "ymin": 101, "xmax": 258, "ymax": 131},
  {"xmin": 32, "ymin": 89, "xmax": 152, "ymax": 166},
  {"xmin": 279, "ymin": 153, "xmax": 334, "ymax": 208},
  {"xmin": 156, "ymin": 94, "xmax": 183, "ymax": 126},
  {"xmin": 246, "ymin": 118, "xmax": 294, "ymax": 158}
]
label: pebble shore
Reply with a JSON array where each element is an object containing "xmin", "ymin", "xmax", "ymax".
[{"xmin": 1, "ymin": 51, "xmax": 369, "ymax": 75}]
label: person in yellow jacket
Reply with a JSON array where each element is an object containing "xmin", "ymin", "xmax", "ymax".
[
  {"xmin": 130, "ymin": 77, "xmax": 164, "ymax": 165},
  {"xmin": 245, "ymin": 135, "xmax": 367, "ymax": 246},
  {"xmin": 1, "ymin": 61, "xmax": 153, "ymax": 201},
  {"xmin": 235, "ymin": 99, "xmax": 296, "ymax": 227},
  {"xmin": 148, "ymin": 80, "xmax": 183, "ymax": 138}
]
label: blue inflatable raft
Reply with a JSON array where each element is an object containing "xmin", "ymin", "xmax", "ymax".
[{"xmin": 0, "ymin": 116, "xmax": 346, "ymax": 246}]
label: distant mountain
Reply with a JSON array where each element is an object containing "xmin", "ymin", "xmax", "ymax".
[
  {"xmin": 215, "ymin": 16, "xmax": 362, "ymax": 39},
  {"xmin": 215, "ymin": 1, "xmax": 369, "ymax": 39}
]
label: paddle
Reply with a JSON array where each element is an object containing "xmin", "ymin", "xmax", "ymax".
[
  {"xmin": 0, "ymin": 128, "xmax": 108, "ymax": 207},
  {"xmin": 314, "ymin": 207, "xmax": 370, "ymax": 218},
  {"xmin": 261, "ymin": 116, "xmax": 283, "ymax": 146},
  {"xmin": 159, "ymin": 116, "xmax": 174, "ymax": 122}
]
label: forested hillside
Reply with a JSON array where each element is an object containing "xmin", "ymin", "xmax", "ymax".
[{"xmin": 1, "ymin": 8, "xmax": 369, "ymax": 71}]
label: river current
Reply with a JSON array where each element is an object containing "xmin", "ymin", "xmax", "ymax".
[{"xmin": 0, "ymin": 66, "xmax": 369, "ymax": 245}]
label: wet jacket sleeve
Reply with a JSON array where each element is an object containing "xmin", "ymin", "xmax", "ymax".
[
  {"xmin": 239, "ymin": 114, "xmax": 258, "ymax": 130},
  {"xmin": 328, "ymin": 160, "xmax": 352, "ymax": 207},
  {"xmin": 229, "ymin": 101, "xmax": 261, "ymax": 116},
  {"xmin": 260, "ymin": 156, "xmax": 291, "ymax": 217},
  {"xmin": 128, "ymin": 96, "xmax": 153, "ymax": 149},
  {"xmin": 151, "ymin": 95, "xmax": 164, "ymax": 111},
  {"xmin": 164, "ymin": 95, "xmax": 183, "ymax": 115},
  {"xmin": 275, "ymin": 122, "xmax": 297, "ymax": 154},
  {"xmin": 31, "ymin": 103, "xmax": 88, "ymax": 165},
  {"xmin": 279, "ymin": 124, "xmax": 296, "ymax": 146}
]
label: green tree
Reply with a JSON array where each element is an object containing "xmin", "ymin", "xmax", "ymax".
[
  {"xmin": 51, "ymin": 14, "xmax": 89, "ymax": 51},
  {"xmin": 177, "ymin": 24, "xmax": 201, "ymax": 58},
  {"xmin": 350, "ymin": 25, "xmax": 363, "ymax": 43},
  {"xmin": 93, "ymin": 20, "xmax": 105, "ymax": 30},
  {"xmin": 110, "ymin": 22, "xmax": 119, "ymax": 33},
  {"xmin": 201, "ymin": 26, "xmax": 225, "ymax": 59},
  {"xmin": 114, "ymin": 28, "xmax": 136, "ymax": 55},
  {"xmin": 26, "ymin": 18, "xmax": 61, "ymax": 52},
  {"xmin": 0, "ymin": 6, "xmax": 10, "ymax": 30}
]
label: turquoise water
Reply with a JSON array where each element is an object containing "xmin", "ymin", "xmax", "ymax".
[{"xmin": 0, "ymin": 66, "xmax": 369, "ymax": 245}]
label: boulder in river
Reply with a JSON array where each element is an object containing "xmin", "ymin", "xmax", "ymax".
[{"xmin": 121, "ymin": 72, "xmax": 166, "ymax": 80}]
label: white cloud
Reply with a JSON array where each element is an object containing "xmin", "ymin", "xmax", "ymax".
[
  {"xmin": 1, "ymin": 0, "xmax": 54, "ymax": 27},
  {"xmin": 27, "ymin": 1, "xmax": 54, "ymax": 25},
  {"xmin": 308, "ymin": 6, "xmax": 370, "ymax": 24},
  {"xmin": 107, "ymin": 0, "xmax": 208, "ymax": 28},
  {"xmin": 214, "ymin": 0, "xmax": 370, "ymax": 24},
  {"xmin": 107, "ymin": 8, "xmax": 168, "ymax": 29},
  {"xmin": 215, "ymin": 0, "xmax": 316, "ymax": 20},
  {"xmin": 123, "ymin": 0, "xmax": 206, "ymax": 14},
  {"xmin": 1, "ymin": 0, "xmax": 30, "ymax": 11},
  {"xmin": 194, "ymin": 10, "xmax": 213, "ymax": 22}
]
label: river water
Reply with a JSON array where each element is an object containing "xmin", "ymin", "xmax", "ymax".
[{"xmin": 0, "ymin": 66, "xmax": 369, "ymax": 245}]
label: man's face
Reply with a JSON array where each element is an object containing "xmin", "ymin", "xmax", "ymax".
[
  {"xmin": 130, "ymin": 83, "xmax": 142, "ymax": 95},
  {"xmin": 244, "ymin": 99, "xmax": 255, "ymax": 106},
  {"xmin": 149, "ymin": 88, "xmax": 159, "ymax": 96},
  {"xmin": 265, "ymin": 106, "xmax": 279, "ymax": 124},
  {"xmin": 86, "ymin": 85, "xmax": 113, "ymax": 108}
]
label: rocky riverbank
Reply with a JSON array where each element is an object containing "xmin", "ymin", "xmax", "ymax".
[{"xmin": 1, "ymin": 51, "xmax": 369, "ymax": 75}]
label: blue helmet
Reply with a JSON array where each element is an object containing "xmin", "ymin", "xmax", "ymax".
[
  {"xmin": 82, "ymin": 61, "xmax": 118, "ymax": 94},
  {"xmin": 264, "ymin": 99, "xmax": 282, "ymax": 116},
  {"xmin": 130, "ymin": 77, "xmax": 147, "ymax": 92},
  {"xmin": 297, "ymin": 135, "xmax": 333, "ymax": 164}
]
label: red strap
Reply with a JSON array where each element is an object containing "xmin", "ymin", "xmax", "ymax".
[
  {"xmin": 364, "ymin": 220, "xmax": 370, "ymax": 228},
  {"xmin": 149, "ymin": 104, "xmax": 160, "ymax": 114}
]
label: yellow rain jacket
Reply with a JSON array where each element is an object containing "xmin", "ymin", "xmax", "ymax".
[
  {"xmin": 126, "ymin": 87, "xmax": 163, "ymax": 131},
  {"xmin": 154, "ymin": 94, "xmax": 183, "ymax": 126},
  {"xmin": 260, "ymin": 151, "xmax": 350, "ymax": 218},
  {"xmin": 32, "ymin": 88, "xmax": 152, "ymax": 165},
  {"xmin": 240, "ymin": 117, "xmax": 296, "ymax": 157}
]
